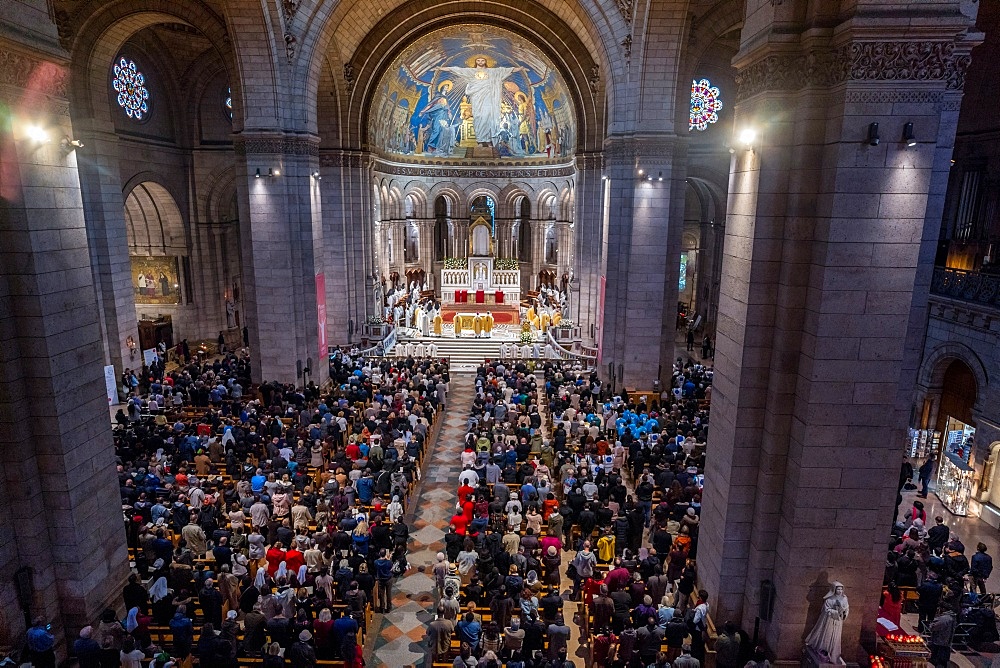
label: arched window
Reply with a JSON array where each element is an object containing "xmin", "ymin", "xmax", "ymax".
[
  {"xmin": 689, "ymin": 78, "xmax": 722, "ymax": 132},
  {"xmin": 112, "ymin": 57, "xmax": 150, "ymax": 121},
  {"xmin": 405, "ymin": 222, "xmax": 420, "ymax": 262},
  {"xmin": 544, "ymin": 225, "xmax": 558, "ymax": 264},
  {"xmin": 434, "ymin": 196, "xmax": 449, "ymax": 260},
  {"xmin": 225, "ymin": 87, "xmax": 233, "ymax": 120},
  {"xmin": 517, "ymin": 198, "xmax": 532, "ymax": 261}
]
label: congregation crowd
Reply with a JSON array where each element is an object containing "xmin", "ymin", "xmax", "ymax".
[
  {"xmin": 21, "ymin": 336, "xmax": 767, "ymax": 668},
  {"xmin": 421, "ymin": 358, "xmax": 732, "ymax": 668},
  {"xmin": 36, "ymin": 349, "xmax": 451, "ymax": 668},
  {"xmin": 882, "ymin": 465, "xmax": 999, "ymax": 668}
]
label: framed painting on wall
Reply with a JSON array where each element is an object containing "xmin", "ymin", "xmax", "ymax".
[{"xmin": 130, "ymin": 255, "xmax": 180, "ymax": 305}]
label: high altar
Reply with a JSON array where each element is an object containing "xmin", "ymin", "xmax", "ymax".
[{"xmin": 440, "ymin": 214, "xmax": 521, "ymax": 305}]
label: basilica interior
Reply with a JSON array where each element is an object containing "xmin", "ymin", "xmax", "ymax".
[{"xmin": 4, "ymin": 0, "xmax": 1000, "ymax": 665}]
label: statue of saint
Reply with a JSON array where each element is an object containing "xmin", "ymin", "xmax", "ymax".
[{"xmin": 805, "ymin": 582, "xmax": 849, "ymax": 664}]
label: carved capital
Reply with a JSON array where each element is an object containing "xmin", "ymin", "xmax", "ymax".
[
  {"xmin": 0, "ymin": 49, "xmax": 69, "ymax": 99},
  {"xmin": 234, "ymin": 135, "xmax": 319, "ymax": 157},
  {"xmin": 736, "ymin": 40, "xmax": 972, "ymax": 101}
]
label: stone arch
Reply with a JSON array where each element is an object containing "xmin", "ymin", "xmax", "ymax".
[
  {"xmin": 402, "ymin": 185, "xmax": 429, "ymax": 219},
  {"xmin": 183, "ymin": 50, "xmax": 231, "ymax": 145},
  {"xmin": 67, "ymin": 0, "xmax": 236, "ymax": 129},
  {"xmin": 202, "ymin": 166, "xmax": 241, "ymax": 224},
  {"xmin": 429, "ymin": 184, "xmax": 466, "ymax": 215},
  {"xmin": 919, "ymin": 342, "xmax": 989, "ymax": 396},
  {"xmin": 108, "ymin": 33, "xmax": 186, "ymax": 142},
  {"xmin": 536, "ymin": 186, "xmax": 559, "ymax": 220},
  {"xmin": 558, "ymin": 183, "xmax": 575, "ymax": 220},
  {"xmin": 304, "ymin": 0, "xmax": 611, "ymax": 152},
  {"xmin": 465, "ymin": 186, "xmax": 501, "ymax": 212},
  {"xmin": 122, "ymin": 181, "xmax": 186, "ymax": 257},
  {"xmin": 386, "ymin": 184, "xmax": 405, "ymax": 221},
  {"xmin": 498, "ymin": 184, "xmax": 533, "ymax": 221},
  {"xmin": 918, "ymin": 342, "xmax": 989, "ymax": 418}
]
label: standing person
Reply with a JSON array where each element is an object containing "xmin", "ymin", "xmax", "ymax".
[
  {"xmin": 690, "ymin": 590, "xmax": 710, "ymax": 661},
  {"xmin": 686, "ymin": 330, "xmax": 695, "ymax": 352},
  {"xmin": 374, "ymin": 549, "xmax": 395, "ymax": 613},
  {"xmin": 701, "ymin": 335, "xmax": 712, "ymax": 360},
  {"xmin": 916, "ymin": 574, "xmax": 943, "ymax": 632},
  {"xmin": 928, "ymin": 610, "xmax": 956, "ymax": 668},
  {"xmin": 25, "ymin": 618, "xmax": 56, "ymax": 668},
  {"xmin": 918, "ymin": 456, "xmax": 936, "ymax": 498},
  {"xmin": 971, "ymin": 542, "xmax": 993, "ymax": 594}
]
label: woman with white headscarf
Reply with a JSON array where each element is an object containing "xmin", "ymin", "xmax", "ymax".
[{"xmin": 148, "ymin": 577, "xmax": 174, "ymax": 625}]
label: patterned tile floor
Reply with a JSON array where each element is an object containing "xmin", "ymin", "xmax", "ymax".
[{"xmin": 367, "ymin": 372, "xmax": 475, "ymax": 667}]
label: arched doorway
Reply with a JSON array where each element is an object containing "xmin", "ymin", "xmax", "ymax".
[
  {"xmin": 124, "ymin": 182, "xmax": 188, "ymax": 354},
  {"xmin": 932, "ymin": 359, "xmax": 979, "ymax": 515}
]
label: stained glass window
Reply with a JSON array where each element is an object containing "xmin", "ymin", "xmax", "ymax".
[
  {"xmin": 113, "ymin": 58, "xmax": 150, "ymax": 120},
  {"xmin": 225, "ymin": 87, "xmax": 232, "ymax": 119},
  {"xmin": 679, "ymin": 253, "xmax": 688, "ymax": 292},
  {"xmin": 689, "ymin": 78, "xmax": 721, "ymax": 132}
]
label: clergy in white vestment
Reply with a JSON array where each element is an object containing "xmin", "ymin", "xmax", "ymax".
[
  {"xmin": 405, "ymin": 342, "xmax": 415, "ymax": 357},
  {"xmin": 428, "ymin": 342, "xmax": 438, "ymax": 357},
  {"xmin": 415, "ymin": 342, "xmax": 426, "ymax": 357}
]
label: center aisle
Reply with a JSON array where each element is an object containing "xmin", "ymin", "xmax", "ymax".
[{"xmin": 369, "ymin": 372, "xmax": 477, "ymax": 666}]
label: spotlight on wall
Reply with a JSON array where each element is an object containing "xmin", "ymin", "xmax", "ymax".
[
  {"xmin": 25, "ymin": 125, "xmax": 50, "ymax": 144},
  {"xmin": 902, "ymin": 122, "xmax": 916, "ymax": 147},
  {"xmin": 657, "ymin": 171, "xmax": 663, "ymax": 182},
  {"xmin": 269, "ymin": 168, "xmax": 278, "ymax": 177},
  {"xmin": 637, "ymin": 169, "xmax": 644, "ymax": 176},
  {"xmin": 59, "ymin": 136, "xmax": 84, "ymax": 153},
  {"xmin": 312, "ymin": 170, "xmax": 322, "ymax": 179},
  {"xmin": 738, "ymin": 128, "xmax": 756, "ymax": 151},
  {"xmin": 255, "ymin": 168, "xmax": 261, "ymax": 178},
  {"xmin": 867, "ymin": 122, "xmax": 880, "ymax": 146},
  {"xmin": 601, "ymin": 175, "xmax": 608, "ymax": 181}
]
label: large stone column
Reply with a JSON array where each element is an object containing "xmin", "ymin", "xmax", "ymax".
[
  {"xmin": 600, "ymin": 137, "xmax": 683, "ymax": 387},
  {"xmin": 321, "ymin": 150, "xmax": 374, "ymax": 344},
  {"xmin": 235, "ymin": 135, "xmax": 322, "ymax": 383},
  {"xmin": 0, "ymin": 38, "xmax": 129, "ymax": 652},
  {"xmin": 574, "ymin": 151, "xmax": 604, "ymax": 340},
  {"xmin": 698, "ymin": 5, "xmax": 979, "ymax": 660},
  {"xmin": 73, "ymin": 121, "xmax": 140, "ymax": 377}
]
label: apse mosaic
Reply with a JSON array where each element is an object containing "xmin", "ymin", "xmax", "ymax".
[{"xmin": 369, "ymin": 25, "xmax": 576, "ymax": 161}]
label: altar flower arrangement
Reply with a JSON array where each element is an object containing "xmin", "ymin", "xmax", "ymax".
[
  {"xmin": 443, "ymin": 257, "xmax": 468, "ymax": 269},
  {"xmin": 520, "ymin": 329, "xmax": 534, "ymax": 344},
  {"xmin": 494, "ymin": 258, "xmax": 519, "ymax": 270}
]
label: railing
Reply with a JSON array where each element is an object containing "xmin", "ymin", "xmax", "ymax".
[
  {"xmin": 492, "ymin": 269, "xmax": 520, "ymax": 287},
  {"xmin": 931, "ymin": 267, "xmax": 1000, "ymax": 308},
  {"xmin": 546, "ymin": 329, "xmax": 597, "ymax": 369},
  {"xmin": 358, "ymin": 325, "xmax": 397, "ymax": 357},
  {"xmin": 441, "ymin": 269, "xmax": 470, "ymax": 286}
]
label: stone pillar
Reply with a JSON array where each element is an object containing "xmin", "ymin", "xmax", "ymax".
[
  {"xmin": 600, "ymin": 137, "xmax": 682, "ymax": 387},
  {"xmin": 235, "ymin": 135, "xmax": 321, "ymax": 383},
  {"xmin": 698, "ymin": 6, "xmax": 979, "ymax": 660},
  {"xmin": 574, "ymin": 152, "xmax": 605, "ymax": 341},
  {"xmin": 0, "ymin": 42, "xmax": 129, "ymax": 653},
  {"xmin": 556, "ymin": 219, "xmax": 572, "ymax": 282},
  {"xmin": 73, "ymin": 121, "xmax": 140, "ymax": 377},
  {"xmin": 321, "ymin": 150, "xmax": 373, "ymax": 344}
]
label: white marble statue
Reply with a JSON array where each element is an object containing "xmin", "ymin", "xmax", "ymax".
[{"xmin": 805, "ymin": 582, "xmax": 849, "ymax": 664}]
